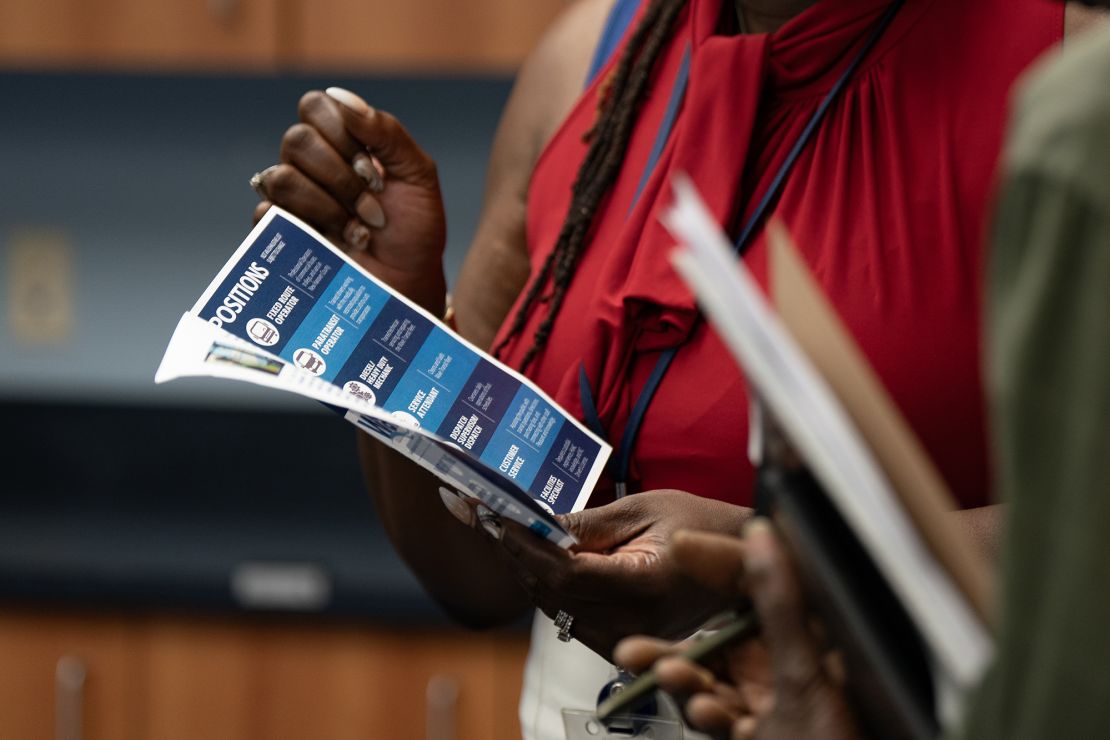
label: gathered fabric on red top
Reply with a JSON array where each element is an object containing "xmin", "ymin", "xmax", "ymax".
[{"xmin": 493, "ymin": 0, "xmax": 1062, "ymax": 508}]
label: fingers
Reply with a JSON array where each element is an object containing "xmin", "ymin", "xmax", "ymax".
[
  {"xmin": 298, "ymin": 91, "xmax": 386, "ymax": 193},
  {"xmin": 325, "ymin": 87, "xmax": 439, "ymax": 188},
  {"xmin": 503, "ymin": 519, "xmax": 643, "ymax": 603},
  {"xmin": 257, "ymin": 163, "xmax": 354, "ymax": 241},
  {"xmin": 279, "ymin": 113, "xmax": 388, "ymax": 236},
  {"xmin": 742, "ymin": 519, "xmax": 824, "ymax": 697},
  {"xmin": 732, "ymin": 716, "xmax": 758, "ymax": 740},
  {"xmin": 499, "ymin": 519, "xmax": 635, "ymax": 607},
  {"xmin": 497, "ymin": 521, "xmax": 649, "ymax": 655},
  {"xmin": 504, "ymin": 525, "xmax": 661, "ymax": 604},
  {"xmin": 281, "ymin": 121, "xmax": 368, "ymax": 209},
  {"xmin": 558, "ymin": 509, "xmax": 617, "ymax": 551},
  {"xmin": 655, "ymin": 655, "xmax": 716, "ymax": 696},
  {"xmin": 686, "ymin": 692, "xmax": 742, "ymax": 739},
  {"xmin": 613, "ymin": 635, "xmax": 678, "ymax": 673},
  {"xmin": 342, "ymin": 219, "xmax": 373, "ymax": 252},
  {"xmin": 559, "ymin": 495, "xmax": 653, "ymax": 552},
  {"xmin": 500, "ymin": 518, "xmax": 566, "ymax": 566},
  {"xmin": 498, "ymin": 518, "xmax": 569, "ymax": 601},
  {"xmin": 437, "ymin": 487, "xmax": 477, "ymax": 528},
  {"xmin": 671, "ymin": 529, "xmax": 748, "ymax": 596},
  {"xmin": 657, "ymin": 657, "xmax": 749, "ymax": 740},
  {"xmin": 298, "ymin": 90, "xmax": 363, "ymax": 160},
  {"xmin": 616, "ymin": 635, "xmax": 759, "ymax": 740}
]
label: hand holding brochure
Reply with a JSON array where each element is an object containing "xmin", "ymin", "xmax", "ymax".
[{"xmin": 156, "ymin": 207, "xmax": 611, "ymax": 547}]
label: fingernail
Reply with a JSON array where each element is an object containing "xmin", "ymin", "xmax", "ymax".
[
  {"xmin": 353, "ymin": 153, "xmax": 384, "ymax": 193},
  {"xmin": 249, "ymin": 164, "xmax": 280, "ymax": 199},
  {"xmin": 356, "ymin": 192, "xmax": 386, "ymax": 229},
  {"xmin": 249, "ymin": 173, "xmax": 266, "ymax": 199},
  {"xmin": 344, "ymin": 220, "xmax": 371, "ymax": 252},
  {"xmin": 326, "ymin": 86, "xmax": 372, "ymax": 115},
  {"xmin": 743, "ymin": 517, "xmax": 771, "ymax": 538},
  {"xmin": 438, "ymin": 487, "xmax": 475, "ymax": 527},
  {"xmin": 741, "ymin": 518, "xmax": 773, "ymax": 571},
  {"xmin": 477, "ymin": 508, "xmax": 503, "ymax": 541},
  {"xmin": 736, "ymin": 716, "xmax": 757, "ymax": 738}
]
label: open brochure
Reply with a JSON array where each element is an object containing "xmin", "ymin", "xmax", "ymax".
[
  {"xmin": 663, "ymin": 176, "xmax": 994, "ymax": 725},
  {"xmin": 155, "ymin": 207, "xmax": 611, "ymax": 547}
]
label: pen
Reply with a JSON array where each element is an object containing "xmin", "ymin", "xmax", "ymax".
[{"xmin": 596, "ymin": 608, "xmax": 759, "ymax": 722}]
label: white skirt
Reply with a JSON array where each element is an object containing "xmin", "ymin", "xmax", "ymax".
[
  {"xmin": 518, "ymin": 609, "xmax": 615, "ymax": 740},
  {"xmin": 516, "ymin": 609, "xmax": 715, "ymax": 740}
]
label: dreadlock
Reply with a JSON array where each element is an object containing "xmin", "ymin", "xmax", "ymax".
[{"xmin": 492, "ymin": 0, "xmax": 689, "ymax": 373}]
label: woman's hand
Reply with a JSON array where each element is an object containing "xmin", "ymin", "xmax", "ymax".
[
  {"xmin": 616, "ymin": 524, "xmax": 862, "ymax": 740},
  {"xmin": 253, "ymin": 87, "xmax": 447, "ymax": 315},
  {"xmin": 493, "ymin": 490, "xmax": 754, "ymax": 658}
]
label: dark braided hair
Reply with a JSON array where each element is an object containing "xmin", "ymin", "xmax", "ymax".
[{"xmin": 492, "ymin": 0, "xmax": 689, "ymax": 373}]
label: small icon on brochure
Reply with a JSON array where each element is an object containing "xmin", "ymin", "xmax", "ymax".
[
  {"xmin": 390, "ymin": 410, "xmax": 421, "ymax": 429},
  {"xmin": 246, "ymin": 317, "xmax": 280, "ymax": 346},
  {"xmin": 293, "ymin": 348, "xmax": 327, "ymax": 375},
  {"xmin": 343, "ymin": 380, "xmax": 377, "ymax": 405}
]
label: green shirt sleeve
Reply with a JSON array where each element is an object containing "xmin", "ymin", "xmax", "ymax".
[{"xmin": 954, "ymin": 26, "xmax": 1110, "ymax": 740}]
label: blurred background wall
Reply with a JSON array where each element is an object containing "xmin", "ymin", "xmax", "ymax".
[
  {"xmin": 0, "ymin": 1, "xmax": 567, "ymax": 738},
  {"xmin": 0, "ymin": 72, "xmax": 507, "ymax": 406}
]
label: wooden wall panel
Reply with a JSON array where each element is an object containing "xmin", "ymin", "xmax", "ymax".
[
  {"xmin": 139, "ymin": 618, "xmax": 257, "ymax": 740},
  {"xmin": 0, "ymin": 0, "xmax": 566, "ymax": 72},
  {"xmin": 249, "ymin": 625, "xmax": 394, "ymax": 740},
  {"xmin": 492, "ymin": 637, "xmax": 531, "ymax": 739},
  {"xmin": 0, "ymin": 611, "xmax": 529, "ymax": 740},
  {"xmin": 285, "ymin": 0, "xmax": 569, "ymax": 73},
  {"xmin": 0, "ymin": 611, "xmax": 143, "ymax": 740},
  {"xmin": 0, "ymin": 0, "xmax": 281, "ymax": 71},
  {"xmin": 247, "ymin": 626, "xmax": 528, "ymax": 740}
]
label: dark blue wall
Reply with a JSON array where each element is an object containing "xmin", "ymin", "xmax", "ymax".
[{"xmin": 0, "ymin": 72, "xmax": 513, "ymax": 407}]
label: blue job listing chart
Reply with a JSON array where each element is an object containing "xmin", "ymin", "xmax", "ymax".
[{"xmin": 193, "ymin": 210, "xmax": 607, "ymax": 515}]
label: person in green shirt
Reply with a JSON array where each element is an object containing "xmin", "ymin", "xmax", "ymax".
[
  {"xmin": 616, "ymin": 13, "xmax": 1110, "ymax": 740},
  {"xmin": 956, "ymin": 13, "xmax": 1110, "ymax": 739}
]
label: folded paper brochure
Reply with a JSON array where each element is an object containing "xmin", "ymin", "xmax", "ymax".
[{"xmin": 156, "ymin": 207, "xmax": 611, "ymax": 547}]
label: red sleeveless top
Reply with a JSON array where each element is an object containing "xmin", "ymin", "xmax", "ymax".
[{"xmin": 493, "ymin": 0, "xmax": 1062, "ymax": 508}]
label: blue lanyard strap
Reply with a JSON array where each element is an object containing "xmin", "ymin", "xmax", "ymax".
[
  {"xmin": 732, "ymin": 0, "xmax": 905, "ymax": 251},
  {"xmin": 581, "ymin": 0, "xmax": 905, "ymax": 494}
]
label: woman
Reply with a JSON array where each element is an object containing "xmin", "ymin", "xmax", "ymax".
[
  {"xmin": 251, "ymin": 0, "xmax": 1080, "ymax": 736},
  {"xmin": 615, "ymin": 21, "xmax": 1110, "ymax": 739}
]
